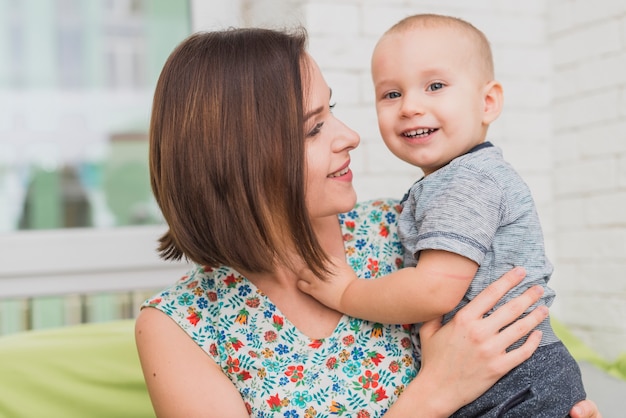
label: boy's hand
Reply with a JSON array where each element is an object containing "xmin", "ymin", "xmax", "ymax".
[{"xmin": 297, "ymin": 256, "xmax": 357, "ymax": 312}]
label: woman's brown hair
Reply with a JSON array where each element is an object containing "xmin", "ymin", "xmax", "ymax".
[{"xmin": 150, "ymin": 28, "xmax": 329, "ymax": 277}]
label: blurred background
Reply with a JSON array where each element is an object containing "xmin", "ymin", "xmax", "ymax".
[{"xmin": 0, "ymin": 0, "xmax": 624, "ymax": 411}]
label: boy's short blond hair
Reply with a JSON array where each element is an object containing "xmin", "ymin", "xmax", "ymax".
[{"xmin": 384, "ymin": 13, "xmax": 494, "ymax": 80}]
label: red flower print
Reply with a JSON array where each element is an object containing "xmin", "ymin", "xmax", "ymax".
[
  {"xmin": 342, "ymin": 335, "xmax": 355, "ymax": 346},
  {"xmin": 309, "ymin": 339, "xmax": 323, "ymax": 349},
  {"xmin": 186, "ymin": 310, "xmax": 201, "ymax": 326},
  {"xmin": 371, "ymin": 386, "xmax": 388, "ymax": 403},
  {"xmin": 202, "ymin": 266, "xmax": 214, "ymax": 272},
  {"xmin": 367, "ymin": 258, "xmax": 379, "ymax": 276},
  {"xmin": 207, "ymin": 291, "xmax": 218, "ymax": 302},
  {"xmin": 401, "ymin": 337, "xmax": 411, "ymax": 348},
  {"xmin": 146, "ymin": 297, "xmax": 162, "ymax": 307},
  {"xmin": 267, "ymin": 394, "xmax": 282, "ymax": 412},
  {"xmin": 326, "ymin": 357, "xmax": 338, "ymax": 370},
  {"xmin": 264, "ymin": 330, "xmax": 278, "ymax": 342},
  {"xmin": 229, "ymin": 337, "xmax": 244, "ymax": 351},
  {"xmin": 343, "ymin": 233, "xmax": 354, "ymax": 242},
  {"xmin": 226, "ymin": 356, "xmax": 240, "ymax": 373},
  {"xmin": 367, "ymin": 351, "xmax": 385, "ymax": 366},
  {"xmin": 358, "ymin": 370, "xmax": 380, "ymax": 390},
  {"xmin": 272, "ymin": 315, "xmax": 284, "ymax": 331},
  {"xmin": 245, "ymin": 402, "xmax": 252, "ymax": 414},
  {"xmin": 395, "ymin": 257, "xmax": 403, "ymax": 269},
  {"xmin": 285, "ymin": 365, "xmax": 304, "ymax": 383},
  {"xmin": 237, "ymin": 370, "xmax": 251, "ymax": 381},
  {"xmin": 357, "ymin": 411, "xmax": 371, "ymax": 418},
  {"xmin": 345, "ymin": 220, "xmax": 355, "ymax": 232},
  {"xmin": 388, "ymin": 361, "xmax": 400, "ymax": 373},
  {"xmin": 223, "ymin": 274, "xmax": 237, "ymax": 288},
  {"xmin": 209, "ymin": 343, "xmax": 218, "ymax": 357},
  {"xmin": 395, "ymin": 203, "xmax": 403, "ymax": 213},
  {"xmin": 246, "ymin": 296, "xmax": 260, "ymax": 308},
  {"xmin": 186, "ymin": 280, "xmax": 199, "ymax": 289},
  {"xmin": 379, "ymin": 223, "xmax": 389, "ymax": 238}
]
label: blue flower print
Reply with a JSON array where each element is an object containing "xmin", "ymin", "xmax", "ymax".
[
  {"xmin": 369, "ymin": 210, "xmax": 382, "ymax": 223},
  {"xmin": 238, "ymin": 284, "xmax": 251, "ymax": 297},
  {"xmin": 283, "ymin": 410, "xmax": 299, "ymax": 418},
  {"xmin": 276, "ymin": 344, "xmax": 290, "ymax": 355},
  {"xmin": 292, "ymin": 390, "xmax": 312, "ymax": 408},
  {"xmin": 351, "ymin": 346, "xmax": 364, "ymax": 360},
  {"xmin": 177, "ymin": 293, "xmax": 194, "ymax": 306},
  {"xmin": 342, "ymin": 360, "xmax": 361, "ymax": 378},
  {"xmin": 197, "ymin": 297, "xmax": 208, "ymax": 309},
  {"xmin": 345, "ymin": 210, "xmax": 358, "ymax": 219},
  {"xmin": 332, "ymin": 382, "xmax": 344, "ymax": 394},
  {"xmin": 279, "ymin": 376, "xmax": 289, "ymax": 386},
  {"xmin": 262, "ymin": 359, "xmax": 281, "ymax": 373},
  {"xmin": 355, "ymin": 239, "xmax": 367, "ymax": 250},
  {"xmin": 385, "ymin": 211, "xmax": 396, "ymax": 224},
  {"xmin": 402, "ymin": 367, "xmax": 417, "ymax": 385}
]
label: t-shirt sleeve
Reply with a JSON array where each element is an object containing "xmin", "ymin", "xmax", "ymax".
[{"xmin": 413, "ymin": 166, "xmax": 504, "ymax": 265}]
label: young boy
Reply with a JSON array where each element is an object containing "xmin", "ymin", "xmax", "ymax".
[{"xmin": 299, "ymin": 14, "xmax": 586, "ymax": 417}]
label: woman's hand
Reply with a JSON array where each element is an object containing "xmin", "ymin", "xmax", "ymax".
[
  {"xmin": 386, "ymin": 267, "xmax": 547, "ymax": 417},
  {"xmin": 571, "ymin": 400, "xmax": 602, "ymax": 418}
]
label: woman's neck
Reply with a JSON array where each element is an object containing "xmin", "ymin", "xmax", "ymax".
[{"xmin": 241, "ymin": 214, "xmax": 345, "ymax": 339}]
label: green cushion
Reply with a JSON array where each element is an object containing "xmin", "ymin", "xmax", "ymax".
[{"xmin": 0, "ymin": 320, "xmax": 153, "ymax": 418}]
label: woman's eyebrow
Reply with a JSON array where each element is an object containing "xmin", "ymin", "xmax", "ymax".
[{"xmin": 304, "ymin": 88, "xmax": 333, "ymax": 121}]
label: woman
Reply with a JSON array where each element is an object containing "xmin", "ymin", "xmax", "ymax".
[{"xmin": 135, "ymin": 28, "xmax": 600, "ymax": 417}]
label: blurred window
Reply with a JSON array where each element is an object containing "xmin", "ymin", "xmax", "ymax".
[{"xmin": 0, "ymin": 0, "xmax": 191, "ymax": 231}]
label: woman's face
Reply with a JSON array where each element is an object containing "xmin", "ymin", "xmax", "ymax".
[{"xmin": 303, "ymin": 54, "xmax": 360, "ymax": 220}]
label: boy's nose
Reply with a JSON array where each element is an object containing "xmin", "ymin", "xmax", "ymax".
[{"xmin": 399, "ymin": 93, "xmax": 425, "ymax": 117}]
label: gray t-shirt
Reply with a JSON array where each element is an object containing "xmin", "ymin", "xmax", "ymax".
[{"xmin": 399, "ymin": 142, "xmax": 558, "ymax": 346}]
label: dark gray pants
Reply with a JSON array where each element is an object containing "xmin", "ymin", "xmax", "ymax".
[{"xmin": 450, "ymin": 341, "xmax": 586, "ymax": 418}]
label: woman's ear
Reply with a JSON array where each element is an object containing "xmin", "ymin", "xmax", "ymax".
[{"xmin": 482, "ymin": 80, "xmax": 503, "ymax": 125}]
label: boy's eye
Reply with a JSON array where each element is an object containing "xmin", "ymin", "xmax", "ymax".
[
  {"xmin": 427, "ymin": 82, "xmax": 444, "ymax": 91},
  {"xmin": 384, "ymin": 91, "xmax": 401, "ymax": 99}
]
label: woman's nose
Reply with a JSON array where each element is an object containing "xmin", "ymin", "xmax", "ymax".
[{"xmin": 334, "ymin": 118, "xmax": 360, "ymax": 151}]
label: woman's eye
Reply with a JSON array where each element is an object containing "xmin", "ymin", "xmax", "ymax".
[
  {"xmin": 427, "ymin": 82, "xmax": 444, "ymax": 91},
  {"xmin": 384, "ymin": 91, "xmax": 401, "ymax": 99},
  {"xmin": 307, "ymin": 122, "xmax": 324, "ymax": 137}
]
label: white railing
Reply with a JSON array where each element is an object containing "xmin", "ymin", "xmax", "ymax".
[{"xmin": 0, "ymin": 226, "xmax": 189, "ymax": 333}]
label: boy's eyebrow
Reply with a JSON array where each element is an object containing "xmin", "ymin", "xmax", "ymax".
[{"xmin": 304, "ymin": 88, "xmax": 332, "ymax": 121}]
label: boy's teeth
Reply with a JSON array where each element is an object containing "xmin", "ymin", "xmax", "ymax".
[{"xmin": 405, "ymin": 128, "xmax": 435, "ymax": 137}]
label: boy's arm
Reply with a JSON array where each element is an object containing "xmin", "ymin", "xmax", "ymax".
[{"xmin": 298, "ymin": 250, "xmax": 478, "ymax": 324}]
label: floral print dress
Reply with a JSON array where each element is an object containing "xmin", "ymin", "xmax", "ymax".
[{"xmin": 142, "ymin": 199, "xmax": 418, "ymax": 417}]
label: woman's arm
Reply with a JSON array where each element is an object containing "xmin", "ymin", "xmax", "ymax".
[{"xmin": 135, "ymin": 308, "xmax": 249, "ymax": 417}]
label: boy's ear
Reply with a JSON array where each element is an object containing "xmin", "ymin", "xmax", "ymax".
[{"xmin": 482, "ymin": 80, "xmax": 503, "ymax": 125}]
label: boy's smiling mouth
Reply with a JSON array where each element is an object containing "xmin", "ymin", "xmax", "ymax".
[{"xmin": 403, "ymin": 128, "xmax": 438, "ymax": 138}]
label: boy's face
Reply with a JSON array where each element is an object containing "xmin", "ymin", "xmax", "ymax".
[{"xmin": 372, "ymin": 25, "xmax": 499, "ymax": 175}]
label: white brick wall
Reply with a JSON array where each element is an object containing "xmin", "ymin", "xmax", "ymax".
[
  {"xmin": 194, "ymin": 0, "xmax": 626, "ymax": 360},
  {"xmin": 549, "ymin": 0, "xmax": 626, "ymax": 360}
]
